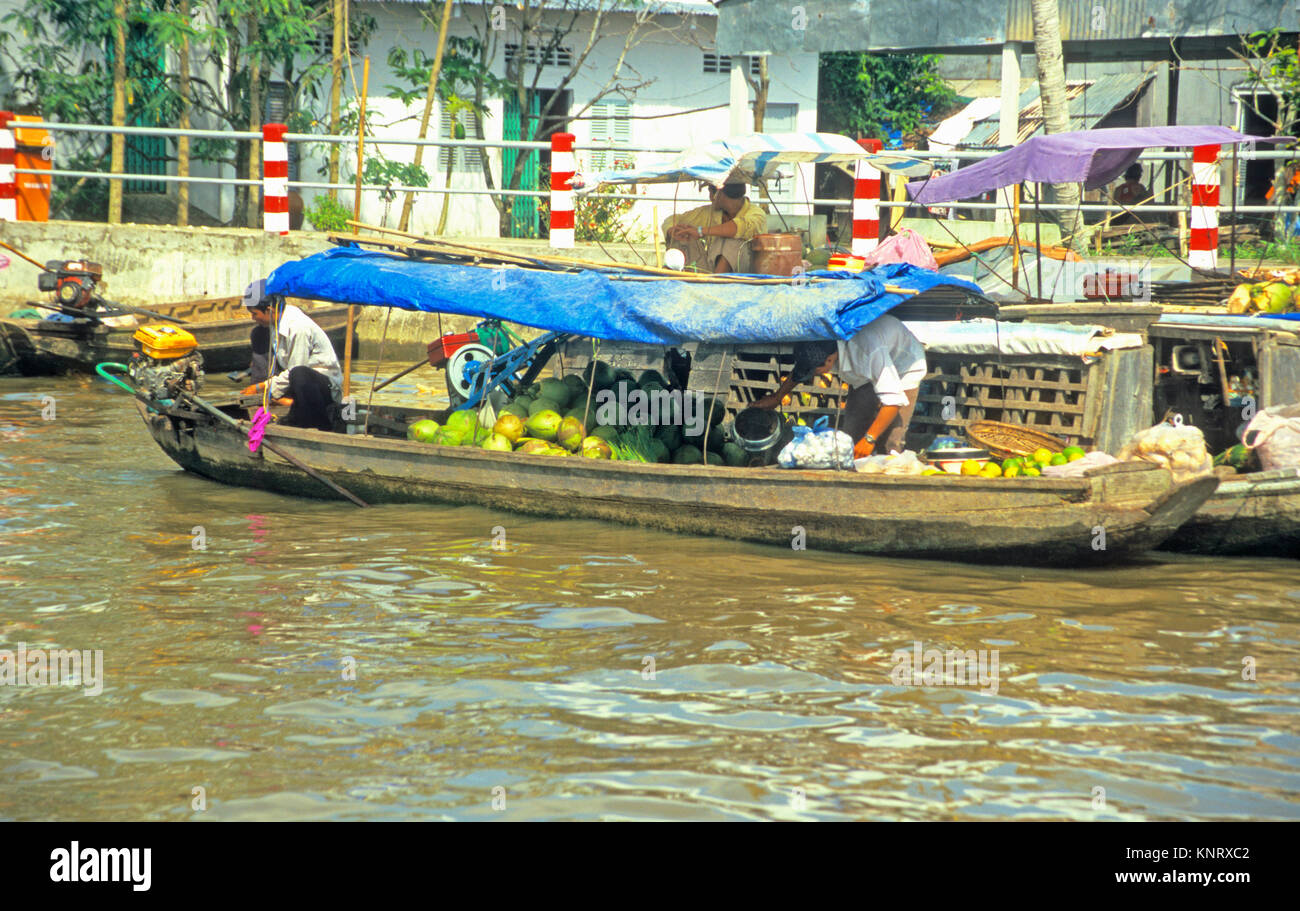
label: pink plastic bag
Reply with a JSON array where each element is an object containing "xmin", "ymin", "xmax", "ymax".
[
  {"xmin": 1243, "ymin": 403, "xmax": 1300, "ymax": 470},
  {"xmin": 860, "ymin": 228, "xmax": 939, "ymax": 271}
]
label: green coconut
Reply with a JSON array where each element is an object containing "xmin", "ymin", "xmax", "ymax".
[
  {"xmin": 556, "ymin": 416, "xmax": 586, "ymax": 452},
  {"xmin": 407, "ymin": 419, "xmax": 440, "ymax": 443},
  {"xmin": 673, "ymin": 444, "xmax": 704, "ymax": 465},
  {"xmin": 434, "ymin": 428, "xmax": 465, "ymax": 446},
  {"xmin": 528, "ymin": 397, "xmax": 562, "ymax": 418},
  {"xmin": 493, "ymin": 413, "xmax": 525, "ymax": 444},
  {"xmin": 649, "ymin": 438, "xmax": 671, "ymax": 463},
  {"xmin": 481, "ymin": 433, "xmax": 514, "ymax": 452},
  {"xmin": 581, "ymin": 436, "xmax": 613, "ymax": 459},
  {"xmin": 537, "ymin": 378, "xmax": 573, "ymax": 409},
  {"xmin": 722, "ymin": 441, "xmax": 747, "ymax": 467},
  {"xmin": 583, "ymin": 360, "xmax": 617, "ymax": 391},
  {"xmin": 500, "ymin": 402, "xmax": 529, "ymax": 420},
  {"xmin": 656, "ymin": 424, "xmax": 684, "ymax": 452},
  {"xmin": 444, "ymin": 409, "xmax": 479, "ymax": 439},
  {"xmin": 563, "ymin": 373, "xmax": 588, "ymax": 396},
  {"xmin": 637, "ymin": 369, "xmax": 668, "ymax": 389},
  {"xmin": 705, "ymin": 451, "xmax": 724, "ymax": 466},
  {"xmin": 524, "ymin": 409, "xmax": 563, "ymax": 441},
  {"xmin": 515, "ymin": 438, "xmax": 550, "ymax": 454},
  {"xmin": 591, "ymin": 424, "xmax": 620, "ymax": 444}
]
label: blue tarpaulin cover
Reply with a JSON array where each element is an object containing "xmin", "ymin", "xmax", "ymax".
[{"xmin": 267, "ymin": 246, "xmax": 983, "ymax": 345}]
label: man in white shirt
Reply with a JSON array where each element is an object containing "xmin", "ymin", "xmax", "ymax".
[
  {"xmin": 754, "ymin": 314, "xmax": 927, "ymax": 457},
  {"xmin": 239, "ymin": 279, "xmax": 344, "ymax": 431}
]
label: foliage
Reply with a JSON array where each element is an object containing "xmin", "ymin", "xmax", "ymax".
[
  {"xmin": 536, "ymin": 161, "xmax": 642, "ymax": 244},
  {"xmin": 818, "ymin": 52, "xmax": 956, "ymax": 140},
  {"xmin": 1241, "ymin": 29, "xmax": 1298, "ymax": 132},
  {"xmin": 303, "ymin": 191, "xmax": 350, "ymax": 232}
]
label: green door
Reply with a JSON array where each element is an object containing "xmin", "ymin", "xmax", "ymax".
[
  {"xmin": 502, "ymin": 93, "xmax": 541, "ymax": 238},
  {"xmin": 107, "ymin": 24, "xmax": 168, "ymax": 193}
]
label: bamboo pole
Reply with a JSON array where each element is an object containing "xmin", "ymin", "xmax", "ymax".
[
  {"xmin": 397, "ymin": 0, "xmax": 455, "ymax": 233},
  {"xmin": 177, "ymin": 0, "xmax": 191, "ymax": 227},
  {"xmin": 327, "ymin": 0, "xmax": 344, "ymax": 198},
  {"xmin": 1010, "ymin": 183, "xmax": 1022, "ymax": 292},
  {"xmin": 343, "ymin": 56, "xmax": 370, "ymax": 399},
  {"xmin": 337, "ymin": 225, "xmax": 921, "ymax": 292},
  {"xmin": 108, "ymin": 2, "xmax": 126, "ymax": 224},
  {"xmin": 652, "ymin": 205, "xmax": 663, "ymax": 268}
]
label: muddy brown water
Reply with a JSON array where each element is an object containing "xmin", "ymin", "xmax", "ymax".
[{"xmin": 1, "ymin": 368, "xmax": 1297, "ymax": 820}]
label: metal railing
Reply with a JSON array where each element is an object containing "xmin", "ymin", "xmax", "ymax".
[{"xmin": 5, "ymin": 119, "xmax": 1299, "ymax": 223}]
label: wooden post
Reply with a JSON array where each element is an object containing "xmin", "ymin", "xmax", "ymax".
[
  {"xmin": 343, "ymin": 56, "xmax": 370, "ymax": 399},
  {"xmin": 1011, "ymin": 183, "xmax": 1022, "ymax": 291},
  {"xmin": 397, "ymin": 0, "xmax": 454, "ymax": 233},
  {"xmin": 108, "ymin": 3, "xmax": 126, "ymax": 224}
]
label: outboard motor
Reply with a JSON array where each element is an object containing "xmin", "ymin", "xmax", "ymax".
[{"xmin": 129, "ymin": 325, "xmax": 204, "ymax": 401}]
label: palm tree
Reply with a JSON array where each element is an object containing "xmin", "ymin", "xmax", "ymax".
[{"xmin": 1029, "ymin": 0, "xmax": 1084, "ymax": 248}]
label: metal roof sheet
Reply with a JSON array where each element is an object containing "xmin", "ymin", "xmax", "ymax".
[{"xmin": 961, "ymin": 71, "xmax": 1152, "ymax": 147}]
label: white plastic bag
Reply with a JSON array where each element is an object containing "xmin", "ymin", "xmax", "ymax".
[
  {"xmin": 1118, "ymin": 421, "xmax": 1213, "ymax": 482},
  {"xmin": 777, "ymin": 418, "xmax": 855, "ymax": 469},
  {"xmin": 856, "ymin": 450, "xmax": 924, "ymax": 475},
  {"xmin": 1243, "ymin": 403, "xmax": 1300, "ymax": 470}
]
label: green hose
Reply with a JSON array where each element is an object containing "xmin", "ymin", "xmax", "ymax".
[{"xmin": 95, "ymin": 361, "xmax": 134, "ymax": 394}]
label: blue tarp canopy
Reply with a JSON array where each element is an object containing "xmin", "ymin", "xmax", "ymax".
[{"xmin": 267, "ymin": 246, "xmax": 983, "ymax": 345}]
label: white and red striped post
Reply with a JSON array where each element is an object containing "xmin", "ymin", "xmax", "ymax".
[
  {"xmin": 549, "ymin": 132, "xmax": 576, "ymax": 248},
  {"xmin": 851, "ymin": 137, "xmax": 883, "ymax": 257},
  {"xmin": 1188, "ymin": 144, "xmax": 1220, "ymax": 271},
  {"xmin": 262, "ymin": 123, "xmax": 289, "ymax": 235},
  {"xmin": 0, "ymin": 111, "xmax": 16, "ymax": 222}
]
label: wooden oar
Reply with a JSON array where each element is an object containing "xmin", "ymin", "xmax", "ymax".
[
  {"xmin": 371, "ymin": 358, "xmax": 430, "ymax": 394},
  {"xmin": 0, "ymin": 238, "xmax": 48, "ymax": 271},
  {"xmin": 180, "ymin": 392, "xmax": 369, "ymax": 508}
]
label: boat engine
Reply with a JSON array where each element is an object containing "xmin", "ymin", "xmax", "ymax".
[
  {"xmin": 129, "ymin": 325, "xmax": 204, "ymax": 400},
  {"xmin": 427, "ymin": 322, "xmax": 513, "ymax": 407},
  {"xmin": 37, "ymin": 260, "xmax": 104, "ymax": 312}
]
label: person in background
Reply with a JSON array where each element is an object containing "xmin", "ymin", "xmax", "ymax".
[
  {"xmin": 239, "ymin": 279, "xmax": 343, "ymax": 432},
  {"xmin": 754, "ymin": 313, "xmax": 928, "ymax": 458},
  {"xmin": 662, "ymin": 180, "xmax": 768, "ymax": 273},
  {"xmin": 1112, "ymin": 164, "xmax": 1151, "ymax": 213}
]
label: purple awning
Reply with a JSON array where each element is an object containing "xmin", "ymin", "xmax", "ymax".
[{"xmin": 908, "ymin": 126, "xmax": 1287, "ymax": 204}]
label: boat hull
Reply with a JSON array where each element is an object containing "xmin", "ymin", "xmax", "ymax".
[
  {"xmin": 136, "ymin": 400, "xmax": 1218, "ymax": 565},
  {"xmin": 1161, "ymin": 468, "xmax": 1300, "ymax": 557},
  {"xmin": 0, "ymin": 301, "xmax": 350, "ymax": 376}
]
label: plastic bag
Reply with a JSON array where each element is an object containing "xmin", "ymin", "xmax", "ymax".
[
  {"xmin": 1118, "ymin": 421, "xmax": 1213, "ymax": 482},
  {"xmin": 1243, "ymin": 402, "xmax": 1300, "ymax": 470},
  {"xmin": 1040, "ymin": 450, "xmax": 1119, "ymax": 477},
  {"xmin": 855, "ymin": 450, "xmax": 924, "ymax": 475},
  {"xmin": 777, "ymin": 417, "xmax": 855, "ymax": 469}
]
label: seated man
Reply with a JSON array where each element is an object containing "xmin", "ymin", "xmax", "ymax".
[
  {"xmin": 240, "ymin": 279, "xmax": 344, "ymax": 432},
  {"xmin": 661, "ymin": 180, "xmax": 768, "ymax": 273},
  {"xmin": 754, "ymin": 314, "xmax": 927, "ymax": 457},
  {"xmin": 1111, "ymin": 164, "xmax": 1151, "ymax": 222}
]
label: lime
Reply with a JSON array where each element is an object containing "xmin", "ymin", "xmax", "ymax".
[
  {"xmin": 1049, "ymin": 452, "xmax": 1068, "ymax": 466},
  {"xmin": 1063, "ymin": 445, "xmax": 1086, "ymax": 462},
  {"xmin": 921, "ymin": 468, "xmax": 943, "ymax": 476},
  {"xmin": 1023, "ymin": 466, "xmax": 1041, "ymax": 477}
]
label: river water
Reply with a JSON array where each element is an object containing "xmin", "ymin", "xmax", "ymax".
[{"xmin": 1, "ymin": 369, "xmax": 1298, "ymax": 821}]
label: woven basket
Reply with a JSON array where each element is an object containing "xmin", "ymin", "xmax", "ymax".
[{"xmin": 966, "ymin": 420, "xmax": 1068, "ymax": 460}]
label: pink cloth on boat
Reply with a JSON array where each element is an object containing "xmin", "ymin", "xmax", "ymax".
[
  {"xmin": 860, "ymin": 228, "xmax": 939, "ymax": 272},
  {"xmin": 248, "ymin": 407, "xmax": 272, "ymax": 454}
]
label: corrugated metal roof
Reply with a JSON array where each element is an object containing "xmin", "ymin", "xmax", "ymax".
[{"xmin": 962, "ymin": 71, "xmax": 1152, "ymax": 147}]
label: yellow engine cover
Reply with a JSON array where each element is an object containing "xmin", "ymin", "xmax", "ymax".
[{"xmin": 133, "ymin": 324, "xmax": 198, "ymax": 359}]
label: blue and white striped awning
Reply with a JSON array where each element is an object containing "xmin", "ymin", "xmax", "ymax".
[{"xmin": 581, "ymin": 132, "xmax": 936, "ymax": 190}]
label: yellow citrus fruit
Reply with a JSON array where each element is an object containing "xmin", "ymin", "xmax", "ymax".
[
  {"xmin": 1063, "ymin": 445, "xmax": 1086, "ymax": 462},
  {"xmin": 960, "ymin": 459, "xmax": 982, "ymax": 475},
  {"xmin": 1003, "ymin": 463, "xmax": 1021, "ymax": 478},
  {"xmin": 1032, "ymin": 447, "xmax": 1053, "ymax": 465},
  {"xmin": 1023, "ymin": 466, "xmax": 1041, "ymax": 477},
  {"xmin": 921, "ymin": 468, "xmax": 942, "ymax": 476},
  {"xmin": 980, "ymin": 463, "xmax": 1002, "ymax": 478}
]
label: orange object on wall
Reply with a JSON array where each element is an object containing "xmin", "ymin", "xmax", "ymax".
[{"xmin": 13, "ymin": 115, "xmax": 51, "ymax": 221}]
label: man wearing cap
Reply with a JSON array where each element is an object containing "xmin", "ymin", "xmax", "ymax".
[
  {"xmin": 753, "ymin": 314, "xmax": 927, "ymax": 458},
  {"xmin": 239, "ymin": 279, "xmax": 344, "ymax": 432},
  {"xmin": 662, "ymin": 181, "xmax": 768, "ymax": 273}
]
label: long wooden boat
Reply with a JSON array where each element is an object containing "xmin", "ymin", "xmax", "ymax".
[
  {"xmin": 0, "ymin": 297, "xmax": 351, "ymax": 376},
  {"xmin": 135, "ymin": 397, "xmax": 1218, "ymax": 566},
  {"xmin": 1159, "ymin": 467, "xmax": 1300, "ymax": 557}
]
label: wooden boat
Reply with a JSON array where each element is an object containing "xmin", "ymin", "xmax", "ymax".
[
  {"xmin": 0, "ymin": 297, "xmax": 351, "ymax": 376},
  {"xmin": 1159, "ymin": 467, "xmax": 1300, "ymax": 557},
  {"xmin": 134, "ymin": 397, "xmax": 1218, "ymax": 566}
]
